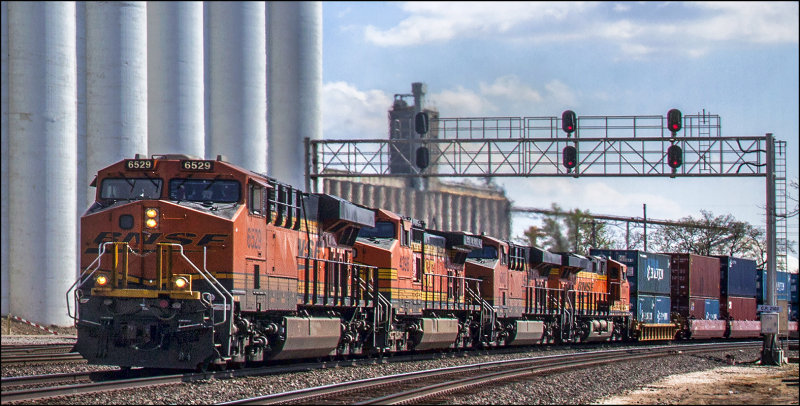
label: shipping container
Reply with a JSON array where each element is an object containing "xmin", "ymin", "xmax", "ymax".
[
  {"xmin": 715, "ymin": 256, "xmax": 757, "ymax": 297},
  {"xmin": 756, "ymin": 270, "xmax": 790, "ymax": 302},
  {"xmin": 722, "ymin": 296, "xmax": 758, "ymax": 321},
  {"xmin": 704, "ymin": 298, "xmax": 720, "ymax": 320},
  {"xmin": 668, "ymin": 253, "xmax": 720, "ymax": 300},
  {"xmin": 634, "ymin": 294, "xmax": 671, "ymax": 324},
  {"xmin": 590, "ymin": 249, "xmax": 670, "ymax": 295},
  {"xmin": 636, "ymin": 295, "xmax": 655, "ymax": 324},
  {"xmin": 688, "ymin": 297, "xmax": 705, "ymax": 319},
  {"xmin": 653, "ymin": 295, "xmax": 671, "ymax": 324}
]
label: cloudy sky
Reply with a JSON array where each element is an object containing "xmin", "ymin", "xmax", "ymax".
[{"xmin": 319, "ymin": 1, "xmax": 799, "ymax": 265}]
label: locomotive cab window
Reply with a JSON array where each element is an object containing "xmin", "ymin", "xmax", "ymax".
[
  {"xmin": 249, "ymin": 183, "xmax": 264, "ymax": 216},
  {"xmin": 468, "ymin": 246, "xmax": 498, "ymax": 260},
  {"xmin": 100, "ymin": 178, "xmax": 162, "ymax": 200},
  {"xmin": 358, "ymin": 221, "xmax": 396, "ymax": 239},
  {"xmin": 169, "ymin": 179, "xmax": 240, "ymax": 203}
]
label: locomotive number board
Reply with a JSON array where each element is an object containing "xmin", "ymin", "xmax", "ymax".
[
  {"xmin": 125, "ymin": 159, "xmax": 156, "ymax": 171},
  {"xmin": 181, "ymin": 160, "xmax": 215, "ymax": 172}
]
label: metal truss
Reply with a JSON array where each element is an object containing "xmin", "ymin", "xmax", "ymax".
[
  {"xmin": 307, "ymin": 114, "xmax": 768, "ymax": 181},
  {"xmin": 306, "ymin": 113, "xmax": 787, "ymax": 273}
]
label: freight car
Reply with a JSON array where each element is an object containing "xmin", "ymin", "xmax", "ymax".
[
  {"xmin": 69, "ymin": 155, "xmax": 381, "ymax": 369},
  {"xmin": 69, "ymin": 155, "xmax": 773, "ymax": 371}
]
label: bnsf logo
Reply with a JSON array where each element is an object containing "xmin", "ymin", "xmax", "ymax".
[{"xmin": 85, "ymin": 232, "xmax": 228, "ymax": 253}]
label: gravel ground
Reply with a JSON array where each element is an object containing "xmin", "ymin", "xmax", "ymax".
[{"xmin": 5, "ymin": 342, "xmax": 790, "ymax": 405}]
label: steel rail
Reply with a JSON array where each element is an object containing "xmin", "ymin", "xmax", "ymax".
[
  {"xmin": 1, "ymin": 352, "xmax": 85, "ymax": 365},
  {"xmin": 1, "ymin": 344, "xmax": 75, "ymax": 356},
  {"xmin": 222, "ymin": 341, "xmax": 761, "ymax": 405}
]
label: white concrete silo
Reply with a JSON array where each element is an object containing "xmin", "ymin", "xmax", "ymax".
[
  {"xmin": 7, "ymin": 2, "xmax": 77, "ymax": 326},
  {"xmin": 267, "ymin": 1, "xmax": 322, "ymax": 189},
  {"xmin": 1, "ymin": 0, "xmax": 9, "ymax": 315},
  {"xmin": 147, "ymin": 2, "xmax": 204, "ymax": 157},
  {"xmin": 85, "ymin": 1, "xmax": 148, "ymax": 206},
  {"xmin": 205, "ymin": 2, "xmax": 266, "ymax": 173}
]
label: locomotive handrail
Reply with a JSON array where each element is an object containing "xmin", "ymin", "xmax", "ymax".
[
  {"xmin": 184, "ymin": 244, "xmax": 233, "ymax": 328},
  {"xmin": 65, "ymin": 241, "xmax": 115, "ymax": 323}
]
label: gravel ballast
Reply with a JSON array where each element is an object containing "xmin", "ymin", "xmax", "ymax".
[{"xmin": 4, "ymin": 340, "xmax": 790, "ymax": 405}]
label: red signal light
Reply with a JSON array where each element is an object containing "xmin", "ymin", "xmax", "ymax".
[
  {"xmin": 563, "ymin": 146, "xmax": 577, "ymax": 169},
  {"xmin": 667, "ymin": 109, "xmax": 682, "ymax": 133},
  {"xmin": 562, "ymin": 110, "xmax": 577, "ymax": 134},
  {"xmin": 667, "ymin": 145, "xmax": 682, "ymax": 169}
]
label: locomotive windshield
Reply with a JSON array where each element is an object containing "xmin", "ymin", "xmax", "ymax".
[
  {"xmin": 467, "ymin": 245, "xmax": 498, "ymax": 259},
  {"xmin": 100, "ymin": 178, "xmax": 162, "ymax": 200},
  {"xmin": 169, "ymin": 179, "xmax": 240, "ymax": 203},
  {"xmin": 358, "ymin": 221, "xmax": 396, "ymax": 239}
]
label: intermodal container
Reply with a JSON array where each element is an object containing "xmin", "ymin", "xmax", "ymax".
[
  {"xmin": 653, "ymin": 295, "xmax": 671, "ymax": 324},
  {"xmin": 688, "ymin": 297, "xmax": 705, "ymax": 319},
  {"xmin": 636, "ymin": 295, "xmax": 655, "ymax": 324},
  {"xmin": 722, "ymin": 296, "xmax": 757, "ymax": 321},
  {"xmin": 716, "ymin": 256, "xmax": 757, "ymax": 298},
  {"xmin": 668, "ymin": 253, "xmax": 720, "ymax": 300},
  {"xmin": 757, "ymin": 270, "xmax": 791, "ymax": 302},
  {"xmin": 590, "ymin": 249, "xmax": 670, "ymax": 295},
  {"xmin": 634, "ymin": 294, "xmax": 671, "ymax": 324},
  {"xmin": 704, "ymin": 298, "xmax": 720, "ymax": 320}
]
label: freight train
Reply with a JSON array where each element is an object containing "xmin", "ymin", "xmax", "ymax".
[{"xmin": 68, "ymin": 155, "xmax": 789, "ymax": 370}]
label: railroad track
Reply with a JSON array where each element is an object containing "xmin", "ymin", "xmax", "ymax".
[
  {"xmin": 1, "ymin": 351, "xmax": 85, "ymax": 366},
  {"xmin": 1, "ymin": 344, "xmax": 76, "ymax": 357},
  {"xmin": 1, "ymin": 343, "xmax": 83, "ymax": 366},
  {"xmin": 221, "ymin": 341, "xmax": 763, "ymax": 405},
  {"xmin": 0, "ymin": 340, "xmax": 771, "ymax": 404}
]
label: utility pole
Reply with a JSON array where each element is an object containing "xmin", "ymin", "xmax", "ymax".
[
  {"xmin": 643, "ymin": 204, "xmax": 647, "ymax": 252},
  {"xmin": 762, "ymin": 133, "xmax": 783, "ymax": 365}
]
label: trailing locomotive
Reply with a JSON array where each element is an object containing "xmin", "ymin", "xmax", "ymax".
[{"xmin": 69, "ymin": 155, "xmax": 771, "ymax": 371}]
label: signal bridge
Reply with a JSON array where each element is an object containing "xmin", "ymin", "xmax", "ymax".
[{"xmin": 307, "ymin": 113, "xmax": 770, "ymax": 179}]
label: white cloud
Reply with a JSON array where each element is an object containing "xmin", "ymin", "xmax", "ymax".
[
  {"xmin": 322, "ymin": 82, "xmax": 392, "ymax": 139},
  {"xmin": 360, "ymin": 2, "xmax": 798, "ymax": 58},
  {"xmin": 428, "ymin": 86, "xmax": 497, "ymax": 116},
  {"xmin": 364, "ymin": 2, "xmax": 593, "ymax": 46},
  {"xmin": 479, "ymin": 76, "xmax": 543, "ymax": 103}
]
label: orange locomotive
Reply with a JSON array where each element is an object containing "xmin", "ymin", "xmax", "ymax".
[
  {"xmin": 70, "ymin": 155, "xmax": 635, "ymax": 371},
  {"xmin": 71, "ymin": 155, "xmax": 378, "ymax": 370},
  {"xmin": 353, "ymin": 209, "xmax": 483, "ymax": 351}
]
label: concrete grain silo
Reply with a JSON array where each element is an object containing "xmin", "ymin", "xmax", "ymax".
[
  {"xmin": 267, "ymin": 1, "xmax": 322, "ymax": 189},
  {"xmin": 1, "ymin": 0, "xmax": 9, "ymax": 315},
  {"xmin": 85, "ymin": 1, "xmax": 148, "ymax": 206},
  {"xmin": 205, "ymin": 2, "xmax": 266, "ymax": 173},
  {"xmin": 147, "ymin": 2, "xmax": 205, "ymax": 158},
  {"xmin": 7, "ymin": 2, "xmax": 77, "ymax": 326}
]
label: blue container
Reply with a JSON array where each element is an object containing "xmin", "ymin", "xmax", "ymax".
[
  {"xmin": 633, "ymin": 294, "xmax": 671, "ymax": 324},
  {"xmin": 716, "ymin": 256, "xmax": 757, "ymax": 298},
  {"xmin": 756, "ymin": 270, "xmax": 791, "ymax": 302},
  {"xmin": 636, "ymin": 295, "xmax": 655, "ymax": 324},
  {"xmin": 653, "ymin": 295, "xmax": 672, "ymax": 324},
  {"xmin": 704, "ymin": 298, "xmax": 720, "ymax": 320},
  {"xmin": 590, "ymin": 249, "xmax": 670, "ymax": 295}
]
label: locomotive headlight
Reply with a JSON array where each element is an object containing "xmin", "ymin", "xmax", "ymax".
[
  {"xmin": 96, "ymin": 274, "xmax": 109, "ymax": 286},
  {"xmin": 173, "ymin": 276, "xmax": 190, "ymax": 290},
  {"xmin": 145, "ymin": 208, "xmax": 159, "ymax": 228}
]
